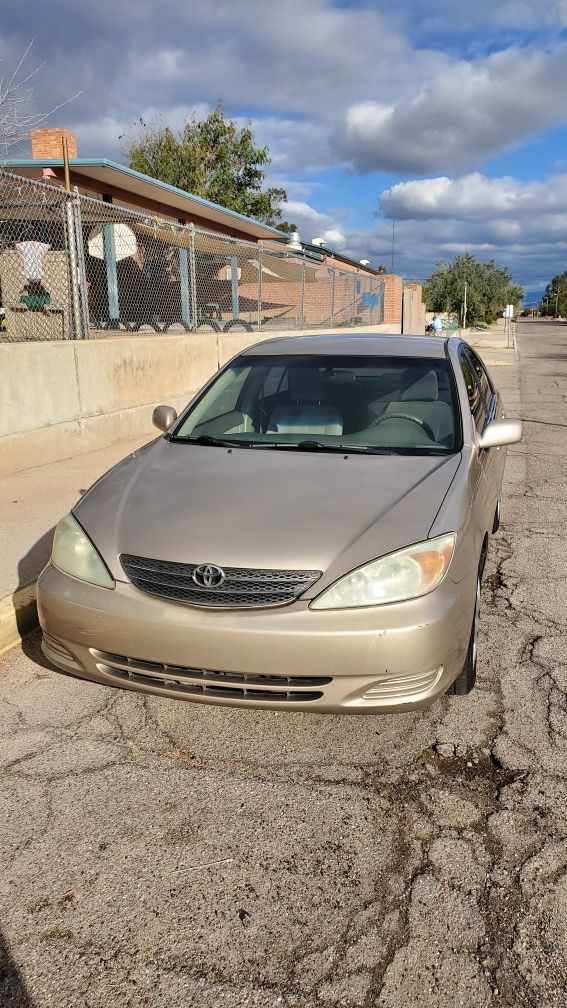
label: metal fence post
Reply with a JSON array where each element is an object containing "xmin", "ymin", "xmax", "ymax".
[
  {"xmin": 101, "ymin": 195, "xmax": 120, "ymax": 329},
  {"xmin": 230, "ymin": 255, "xmax": 239, "ymax": 320},
  {"xmin": 188, "ymin": 224, "xmax": 198, "ymax": 332},
  {"xmin": 71, "ymin": 194, "xmax": 90, "ymax": 338},
  {"xmin": 352, "ymin": 273, "xmax": 358, "ymax": 326},
  {"xmin": 178, "ymin": 236, "xmax": 191, "ymax": 331},
  {"xmin": 257, "ymin": 246, "xmax": 263, "ymax": 331},
  {"xmin": 300, "ymin": 257, "xmax": 305, "ymax": 328},
  {"xmin": 64, "ymin": 193, "xmax": 89, "ymax": 340}
]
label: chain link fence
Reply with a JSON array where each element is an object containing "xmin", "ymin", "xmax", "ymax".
[{"xmin": 0, "ymin": 170, "xmax": 384, "ymax": 341}]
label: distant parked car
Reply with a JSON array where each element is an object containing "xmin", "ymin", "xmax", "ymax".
[{"xmin": 38, "ymin": 333, "xmax": 521, "ymax": 714}]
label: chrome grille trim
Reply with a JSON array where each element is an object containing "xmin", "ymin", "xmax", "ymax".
[
  {"xmin": 91, "ymin": 650, "xmax": 328, "ymax": 702},
  {"xmin": 120, "ymin": 554, "xmax": 321, "ymax": 608}
]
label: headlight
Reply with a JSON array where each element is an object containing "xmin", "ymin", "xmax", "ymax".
[
  {"xmin": 51, "ymin": 513, "xmax": 115, "ymax": 589},
  {"xmin": 310, "ymin": 533, "xmax": 456, "ymax": 610}
]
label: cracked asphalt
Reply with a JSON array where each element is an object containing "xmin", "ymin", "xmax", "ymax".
[{"xmin": 1, "ymin": 318, "xmax": 567, "ymax": 1008}]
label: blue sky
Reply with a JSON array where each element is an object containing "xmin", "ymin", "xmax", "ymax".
[{"xmin": 3, "ymin": 0, "xmax": 567, "ymax": 297}]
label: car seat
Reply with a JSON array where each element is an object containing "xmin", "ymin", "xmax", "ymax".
[
  {"xmin": 267, "ymin": 368, "xmax": 343, "ymax": 436},
  {"xmin": 381, "ymin": 368, "xmax": 453, "ymax": 442}
]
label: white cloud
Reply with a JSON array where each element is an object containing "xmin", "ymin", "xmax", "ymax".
[
  {"xmin": 283, "ymin": 200, "xmax": 347, "ymax": 248},
  {"xmin": 380, "ymin": 172, "xmax": 567, "ymax": 221},
  {"xmin": 319, "ymin": 227, "xmax": 347, "ymax": 248},
  {"xmin": 244, "ymin": 117, "xmax": 333, "ymax": 174},
  {"xmin": 3, "ymin": 0, "xmax": 567, "ymax": 290},
  {"xmin": 338, "ymin": 45, "xmax": 567, "ymax": 174},
  {"xmin": 71, "ymin": 103, "xmax": 211, "ymax": 158},
  {"xmin": 5, "ymin": 1, "xmax": 567, "ymax": 177},
  {"xmin": 340, "ymin": 170, "xmax": 567, "ymax": 288}
]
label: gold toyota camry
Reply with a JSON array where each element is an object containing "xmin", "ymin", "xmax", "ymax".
[{"xmin": 38, "ymin": 334, "xmax": 522, "ymax": 713}]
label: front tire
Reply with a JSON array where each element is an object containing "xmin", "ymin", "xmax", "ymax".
[{"xmin": 447, "ymin": 544, "xmax": 486, "ymax": 696}]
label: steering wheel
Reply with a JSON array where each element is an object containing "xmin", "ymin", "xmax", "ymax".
[{"xmin": 372, "ymin": 413, "xmax": 436, "ymax": 441}]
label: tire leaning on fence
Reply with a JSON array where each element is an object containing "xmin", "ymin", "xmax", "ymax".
[
  {"xmin": 196, "ymin": 318, "xmax": 221, "ymax": 332},
  {"xmin": 223, "ymin": 319, "xmax": 253, "ymax": 332}
]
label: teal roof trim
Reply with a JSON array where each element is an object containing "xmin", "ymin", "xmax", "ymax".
[{"xmin": 3, "ymin": 158, "xmax": 287, "ymax": 237}]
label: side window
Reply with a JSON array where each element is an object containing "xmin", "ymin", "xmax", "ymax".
[
  {"xmin": 459, "ymin": 350, "xmax": 485, "ymax": 430},
  {"xmin": 467, "ymin": 349, "xmax": 494, "ymax": 417}
]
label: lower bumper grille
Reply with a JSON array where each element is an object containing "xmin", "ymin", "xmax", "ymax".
[
  {"xmin": 42, "ymin": 632, "xmax": 83, "ymax": 671},
  {"xmin": 91, "ymin": 649, "xmax": 330, "ymax": 703},
  {"xmin": 358, "ymin": 666, "xmax": 443, "ymax": 703}
]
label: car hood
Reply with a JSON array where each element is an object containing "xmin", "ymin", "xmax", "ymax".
[{"xmin": 74, "ymin": 439, "xmax": 461, "ymax": 592}]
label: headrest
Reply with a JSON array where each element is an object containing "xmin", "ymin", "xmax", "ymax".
[
  {"xmin": 288, "ymin": 368, "xmax": 325, "ymax": 403},
  {"xmin": 399, "ymin": 368, "xmax": 438, "ymax": 402}
]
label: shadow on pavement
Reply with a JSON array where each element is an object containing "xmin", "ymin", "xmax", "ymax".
[
  {"xmin": 14, "ymin": 526, "xmax": 55, "ymax": 666},
  {"xmin": 0, "ymin": 930, "xmax": 36, "ymax": 1008},
  {"xmin": 15, "ymin": 526, "xmax": 55, "ymax": 596}
]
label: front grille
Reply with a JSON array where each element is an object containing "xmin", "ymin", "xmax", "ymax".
[
  {"xmin": 92, "ymin": 649, "xmax": 329, "ymax": 703},
  {"xmin": 120, "ymin": 554, "xmax": 321, "ymax": 608}
]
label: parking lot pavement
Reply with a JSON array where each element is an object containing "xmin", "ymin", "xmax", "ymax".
[{"xmin": 2, "ymin": 319, "xmax": 567, "ymax": 1007}]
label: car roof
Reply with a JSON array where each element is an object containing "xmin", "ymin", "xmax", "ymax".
[{"xmin": 240, "ymin": 333, "xmax": 451, "ymax": 359}]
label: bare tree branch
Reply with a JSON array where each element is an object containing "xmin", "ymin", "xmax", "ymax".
[{"xmin": 0, "ymin": 41, "xmax": 81, "ymax": 160}]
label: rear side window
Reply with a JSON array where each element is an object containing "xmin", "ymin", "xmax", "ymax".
[{"xmin": 459, "ymin": 347, "xmax": 494, "ymax": 432}]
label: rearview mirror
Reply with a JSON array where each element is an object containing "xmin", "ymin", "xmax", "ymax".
[
  {"xmin": 153, "ymin": 405, "xmax": 177, "ymax": 433},
  {"xmin": 478, "ymin": 418, "xmax": 522, "ymax": 449}
]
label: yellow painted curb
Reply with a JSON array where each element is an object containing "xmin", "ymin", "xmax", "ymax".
[{"xmin": 0, "ymin": 584, "xmax": 38, "ymax": 656}]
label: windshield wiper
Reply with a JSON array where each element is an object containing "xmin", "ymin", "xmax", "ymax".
[
  {"xmin": 175, "ymin": 435, "xmax": 425, "ymax": 455},
  {"xmin": 275, "ymin": 440, "xmax": 396, "ymax": 455},
  {"xmin": 178, "ymin": 434, "xmax": 253, "ymax": 448}
]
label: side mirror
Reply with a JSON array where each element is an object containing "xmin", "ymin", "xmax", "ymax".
[
  {"xmin": 478, "ymin": 418, "xmax": 522, "ymax": 449},
  {"xmin": 152, "ymin": 405, "xmax": 177, "ymax": 433}
]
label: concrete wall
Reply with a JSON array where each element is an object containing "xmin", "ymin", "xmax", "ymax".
[{"xmin": 0, "ymin": 324, "xmax": 400, "ymax": 477}]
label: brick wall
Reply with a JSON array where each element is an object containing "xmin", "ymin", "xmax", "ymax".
[
  {"xmin": 30, "ymin": 129, "xmax": 78, "ymax": 160},
  {"xmin": 239, "ymin": 264, "xmax": 388, "ymax": 326},
  {"xmin": 383, "ymin": 274, "xmax": 403, "ymax": 326}
]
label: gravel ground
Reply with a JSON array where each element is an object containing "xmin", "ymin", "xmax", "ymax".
[{"xmin": 1, "ymin": 319, "xmax": 566, "ymax": 1008}]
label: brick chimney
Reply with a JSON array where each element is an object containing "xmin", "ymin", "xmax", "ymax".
[{"xmin": 30, "ymin": 128, "xmax": 78, "ymax": 160}]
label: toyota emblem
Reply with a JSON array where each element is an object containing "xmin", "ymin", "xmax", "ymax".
[{"xmin": 192, "ymin": 563, "xmax": 226, "ymax": 589}]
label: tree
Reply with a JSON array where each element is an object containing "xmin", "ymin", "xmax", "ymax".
[
  {"xmin": 376, "ymin": 265, "xmax": 388, "ymax": 274},
  {"xmin": 0, "ymin": 42, "xmax": 78, "ymax": 159},
  {"xmin": 540, "ymin": 271, "xmax": 567, "ymax": 317},
  {"xmin": 423, "ymin": 253, "xmax": 524, "ymax": 327},
  {"xmin": 122, "ymin": 104, "xmax": 294, "ymax": 230}
]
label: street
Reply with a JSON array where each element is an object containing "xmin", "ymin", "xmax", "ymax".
[{"xmin": 1, "ymin": 318, "xmax": 566, "ymax": 1008}]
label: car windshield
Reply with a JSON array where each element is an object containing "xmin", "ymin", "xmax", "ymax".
[{"xmin": 171, "ymin": 354, "xmax": 461, "ymax": 455}]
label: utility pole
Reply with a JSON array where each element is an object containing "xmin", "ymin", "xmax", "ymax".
[
  {"xmin": 462, "ymin": 281, "xmax": 467, "ymax": 329},
  {"xmin": 555, "ymin": 286, "xmax": 560, "ymax": 317}
]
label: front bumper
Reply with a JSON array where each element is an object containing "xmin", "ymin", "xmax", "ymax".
[{"xmin": 37, "ymin": 564, "xmax": 476, "ymax": 714}]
